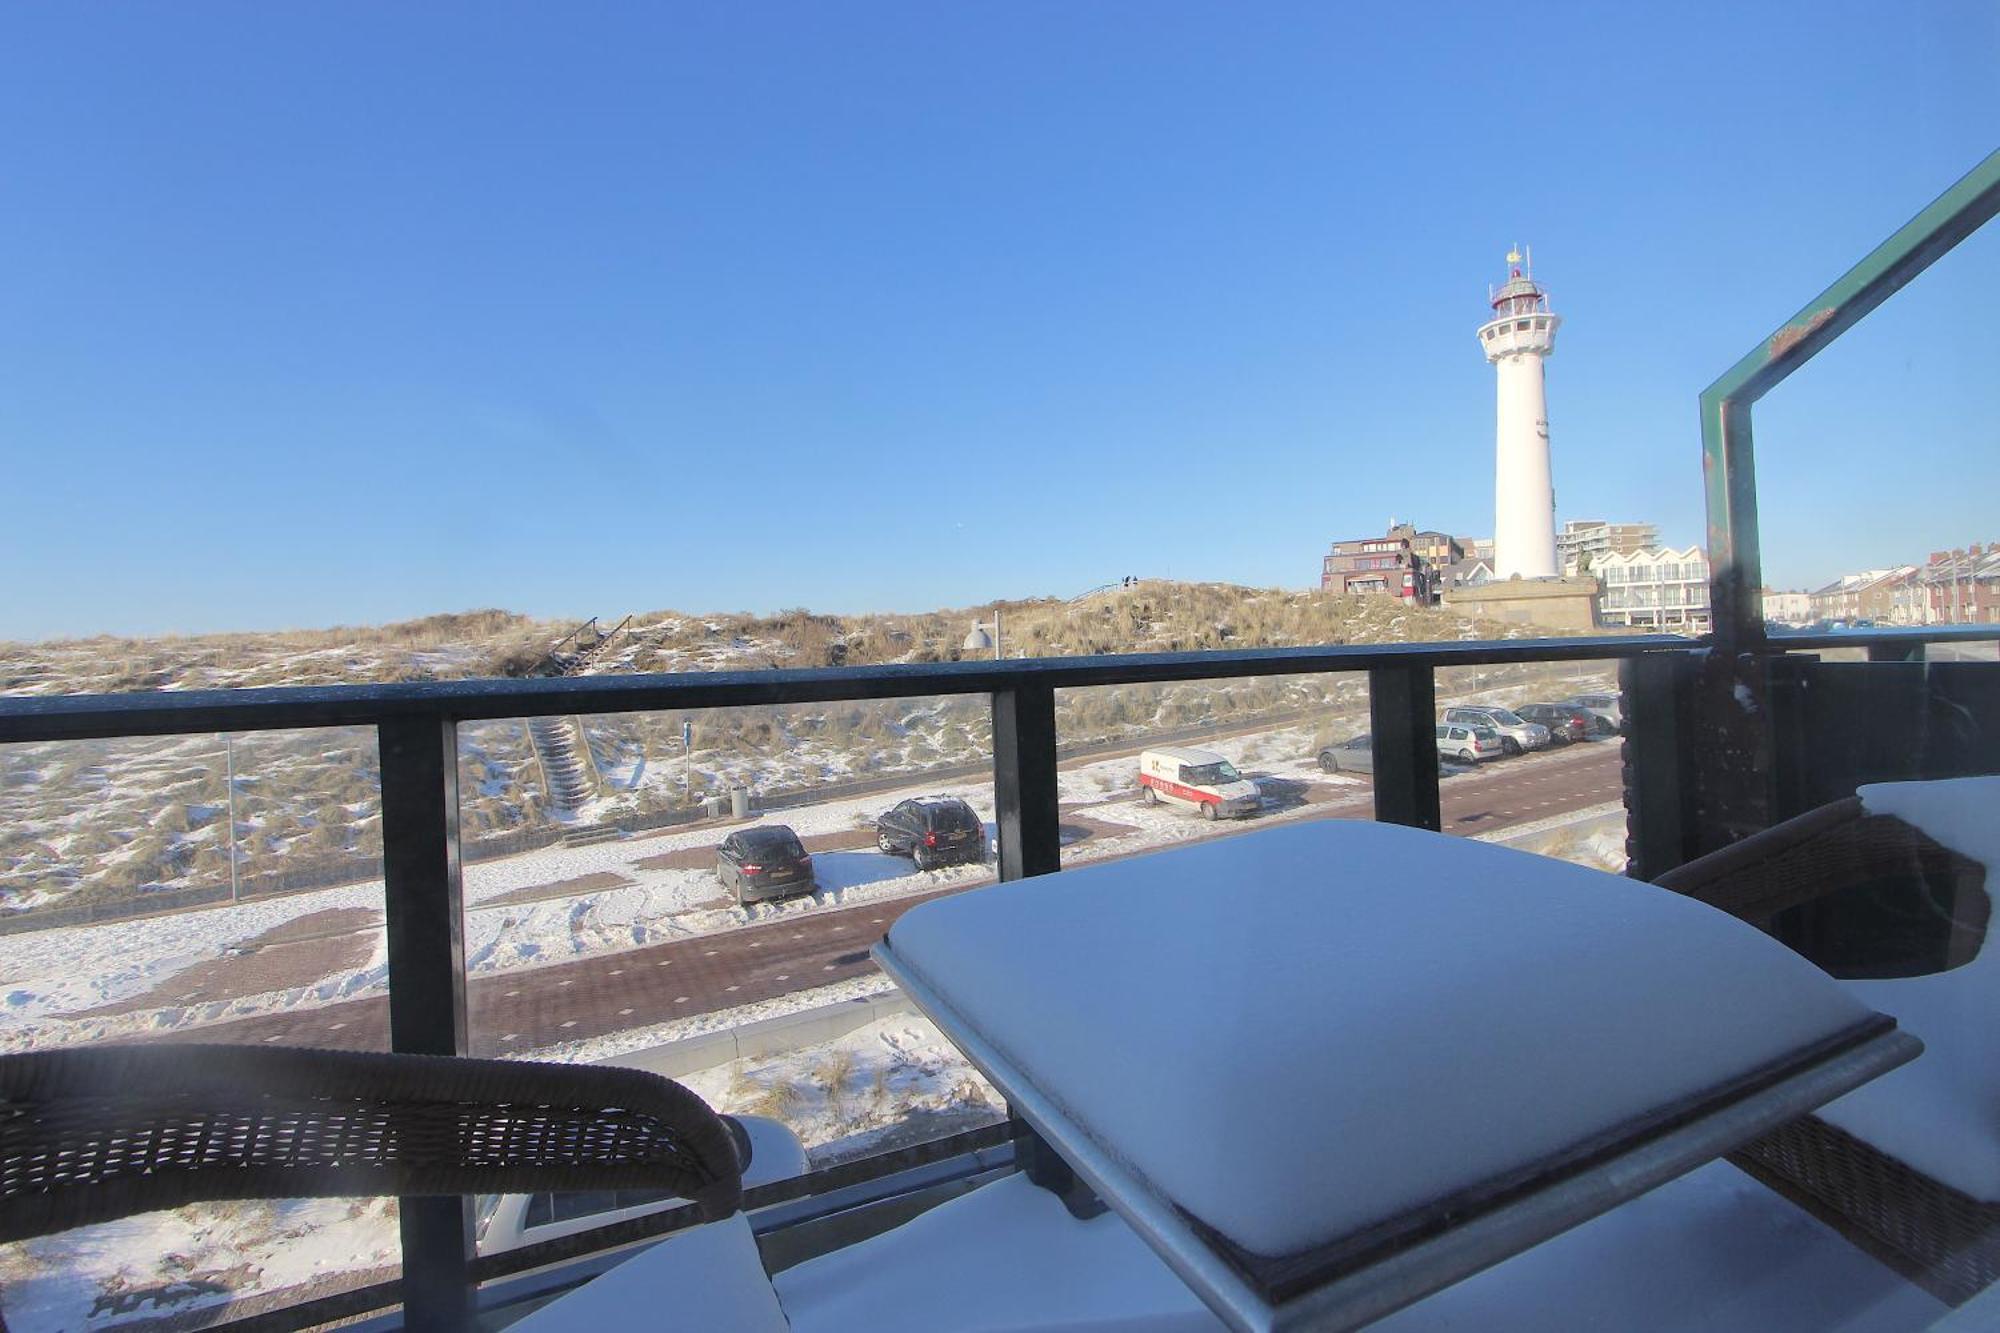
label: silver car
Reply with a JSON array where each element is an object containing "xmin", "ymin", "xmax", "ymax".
[
  {"xmin": 1436, "ymin": 723, "xmax": 1505, "ymax": 764},
  {"xmin": 1440, "ymin": 706, "xmax": 1550, "ymax": 756},
  {"xmin": 1565, "ymin": 693, "xmax": 1625, "ymax": 729}
]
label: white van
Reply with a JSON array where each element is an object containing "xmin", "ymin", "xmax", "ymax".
[{"xmin": 1137, "ymin": 746, "xmax": 1261, "ymax": 820}]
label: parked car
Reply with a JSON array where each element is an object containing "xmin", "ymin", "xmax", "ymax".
[
  {"xmin": 875, "ymin": 796, "xmax": 987, "ymax": 869},
  {"xmin": 477, "ymin": 1114, "xmax": 808, "ymax": 1256},
  {"xmin": 1316, "ymin": 734, "xmax": 1440, "ymax": 776},
  {"xmin": 1317, "ymin": 734, "xmax": 1374, "ymax": 775},
  {"xmin": 1514, "ymin": 702, "xmax": 1596, "ymax": 745},
  {"xmin": 1564, "ymin": 693, "xmax": 1624, "ymax": 731},
  {"xmin": 716, "ymin": 824, "xmax": 815, "ymax": 905},
  {"xmin": 1440, "ymin": 706, "xmax": 1549, "ymax": 756},
  {"xmin": 1436, "ymin": 722, "xmax": 1504, "ymax": 765},
  {"xmin": 1137, "ymin": 746, "xmax": 1261, "ymax": 819}
]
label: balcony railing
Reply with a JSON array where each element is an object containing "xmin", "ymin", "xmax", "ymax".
[{"xmin": 7, "ymin": 623, "xmax": 2000, "ymax": 1327}]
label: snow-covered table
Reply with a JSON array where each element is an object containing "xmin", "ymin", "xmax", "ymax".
[{"xmin": 874, "ymin": 821, "xmax": 1922, "ymax": 1332}]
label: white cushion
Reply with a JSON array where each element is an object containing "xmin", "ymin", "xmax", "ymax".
[
  {"xmin": 888, "ymin": 820, "xmax": 1877, "ymax": 1258},
  {"xmin": 775, "ymin": 1172, "xmax": 1222, "ymax": 1332},
  {"xmin": 1374, "ymin": 1161, "xmax": 1944, "ymax": 1332},
  {"xmin": 509, "ymin": 1214, "xmax": 789, "ymax": 1332},
  {"xmin": 1820, "ymin": 777, "xmax": 2000, "ymax": 1201}
]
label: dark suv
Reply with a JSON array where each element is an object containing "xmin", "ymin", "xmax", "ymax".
[
  {"xmin": 875, "ymin": 797, "xmax": 987, "ymax": 870},
  {"xmin": 716, "ymin": 825, "xmax": 814, "ymax": 906}
]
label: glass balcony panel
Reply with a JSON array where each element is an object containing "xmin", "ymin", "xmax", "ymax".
[
  {"xmin": 462, "ymin": 701, "xmax": 1004, "ymax": 1186},
  {"xmin": 1054, "ymin": 671, "xmax": 1372, "ymax": 870},
  {"xmin": 0, "ymin": 728, "xmax": 398, "ymax": 1328}
]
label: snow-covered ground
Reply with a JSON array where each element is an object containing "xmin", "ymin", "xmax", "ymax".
[
  {"xmin": 0, "ymin": 718, "xmax": 1391, "ymax": 1052},
  {"xmin": 0, "ymin": 717, "xmax": 1638, "ymax": 1054},
  {"xmin": 0, "ymin": 773, "xmax": 1002, "ymax": 1049},
  {"xmin": 680, "ymin": 1011, "xmax": 1002, "ymax": 1162}
]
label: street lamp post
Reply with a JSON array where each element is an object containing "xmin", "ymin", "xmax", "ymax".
[{"xmin": 962, "ymin": 609, "xmax": 1003, "ymax": 661}]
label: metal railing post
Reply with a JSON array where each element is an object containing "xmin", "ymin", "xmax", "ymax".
[
  {"xmin": 1368, "ymin": 667, "xmax": 1441, "ymax": 831},
  {"xmin": 1701, "ymin": 148, "xmax": 2000, "ymax": 656},
  {"xmin": 1619, "ymin": 654, "xmax": 1687, "ymax": 880},
  {"xmin": 378, "ymin": 714, "xmax": 474, "ymax": 1331},
  {"xmin": 992, "ymin": 684, "xmax": 1061, "ymax": 880}
]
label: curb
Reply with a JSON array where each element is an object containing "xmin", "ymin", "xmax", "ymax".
[
  {"xmin": 596, "ymin": 988, "xmax": 916, "ymax": 1080},
  {"xmin": 1477, "ymin": 800, "xmax": 1627, "ymax": 846}
]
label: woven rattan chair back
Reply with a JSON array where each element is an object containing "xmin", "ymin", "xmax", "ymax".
[
  {"xmin": 0, "ymin": 1044, "xmax": 744, "ymax": 1245},
  {"xmin": 1656, "ymin": 795, "xmax": 1989, "ymax": 975},
  {"xmin": 1658, "ymin": 797, "xmax": 1996, "ymax": 1304}
]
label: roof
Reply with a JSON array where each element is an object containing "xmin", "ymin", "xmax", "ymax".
[
  {"xmin": 1591, "ymin": 545, "xmax": 1707, "ymax": 569},
  {"xmin": 1139, "ymin": 746, "xmax": 1227, "ymax": 765}
]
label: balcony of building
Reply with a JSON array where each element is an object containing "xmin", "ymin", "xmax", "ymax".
[{"xmin": 1, "ymin": 142, "xmax": 1998, "ymax": 1333}]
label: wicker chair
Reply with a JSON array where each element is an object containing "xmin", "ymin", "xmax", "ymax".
[
  {"xmin": 0, "ymin": 1043, "xmax": 747, "ymax": 1247},
  {"xmin": 1657, "ymin": 795, "xmax": 1997, "ymax": 1305}
]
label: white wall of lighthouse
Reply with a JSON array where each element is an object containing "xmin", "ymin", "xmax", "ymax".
[{"xmin": 1479, "ymin": 255, "xmax": 1561, "ymax": 580}]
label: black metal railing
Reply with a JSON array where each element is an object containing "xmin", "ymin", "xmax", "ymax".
[{"xmin": 8, "ymin": 624, "xmax": 2000, "ymax": 1327}]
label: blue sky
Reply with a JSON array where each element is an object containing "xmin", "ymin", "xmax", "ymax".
[{"xmin": 2, "ymin": 3, "xmax": 1996, "ymax": 640}]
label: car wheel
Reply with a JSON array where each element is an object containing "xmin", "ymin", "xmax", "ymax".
[
  {"xmin": 912, "ymin": 845, "xmax": 932, "ymax": 871},
  {"xmin": 1140, "ymin": 784, "xmax": 1158, "ymax": 805},
  {"xmin": 1318, "ymin": 751, "xmax": 1338, "ymax": 774},
  {"xmin": 1202, "ymin": 801, "xmax": 1218, "ymax": 821},
  {"xmin": 1501, "ymin": 737, "xmax": 1521, "ymax": 756},
  {"xmin": 1459, "ymin": 748, "xmax": 1476, "ymax": 763},
  {"xmin": 876, "ymin": 829, "xmax": 895, "ymax": 853}
]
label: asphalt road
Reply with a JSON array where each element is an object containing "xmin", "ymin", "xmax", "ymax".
[{"xmin": 143, "ymin": 741, "xmax": 1623, "ymax": 1056}]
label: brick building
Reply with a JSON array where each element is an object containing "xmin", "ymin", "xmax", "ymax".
[
  {"xmin": 1320, "ymin": 522, "xmax": 1446, "ymax": 604},
  {"xmin": 1920, "ymin": 546, "xmax": 2000, "ymax": 623}
]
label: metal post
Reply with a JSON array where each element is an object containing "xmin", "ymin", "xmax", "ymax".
[
  {"xmin": 1619, "ymin": 654, "xmax": 1687, "ymax": 879},
  {"xmin": 377, "ymin": 714, "xmax": 473, "ymax": 1331},
  {"xmin": 1700, "ymin": 149, "xmax": 2000, "ymax": 654},
  {"xmin": 992, "ymin": 684, "xmax": 1061, "ymax": 880},
  {"xmin": 1367, "ymin": 666, "xmax": 1441, "ymax": 831},
  {"xmin": 224, "ymin": 733, "xmax": 239, "ymax": 904}
]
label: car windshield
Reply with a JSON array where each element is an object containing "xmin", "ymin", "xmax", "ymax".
[
  {"xmin": 742, "ymin": 829, "xmax": 804, "ymax": 857},
  {"xmin": 1344, "ymin": 735, "xmax": 1370, "ymax": 749},
  {"xmin": 1486, "ymin": 708, "xmax": 1524, "ymax": 726},
  {"xmin": 1184, "ymin": 761, "xmax": 1241, "ymax": 784}
]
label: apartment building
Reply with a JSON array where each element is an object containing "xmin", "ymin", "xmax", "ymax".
[
  {"xmin": 1762, "ymin": 590, "xmax": 1814, "ymax": 626},
  {"xmin": 1809, "ymin": 567, "xmax": 1918, "ymax": 624},
  {"xmin": 1920, "ymin": 545, "xmax": 2000, "ymax": 623},
  {"xmin": 1594, "ymin": 546, "xmax": 1711, "ymax": 632},
  {"xmin": 1557, "ymin": 520, "xmax": 1660, "ymax": 576}
]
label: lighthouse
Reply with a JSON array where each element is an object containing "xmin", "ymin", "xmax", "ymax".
[{"xmin": 1479, "ymin": 248, "xmax": 1561, "ymax": 579}]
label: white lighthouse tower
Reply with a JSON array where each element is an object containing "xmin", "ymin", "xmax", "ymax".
[{"xmin": 1479, "ymin": 247, "xmax": 1561, "ymax": 579}]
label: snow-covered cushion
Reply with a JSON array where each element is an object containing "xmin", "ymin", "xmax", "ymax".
[
  {"xmin": 888, "ymin": 820, "xmax": 1879, "ymax": 1260},
  {"xmin": 510, "ymin": 1214, "xmax": 789, "ymax": 1332},
  {"xmin": 776, "ymin": 1171, "xmax": 1223, "ymax": 1332},
  {"xmin": 1820, "ymin": 777, "xmax": 2000, "ymax": 1201}
]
